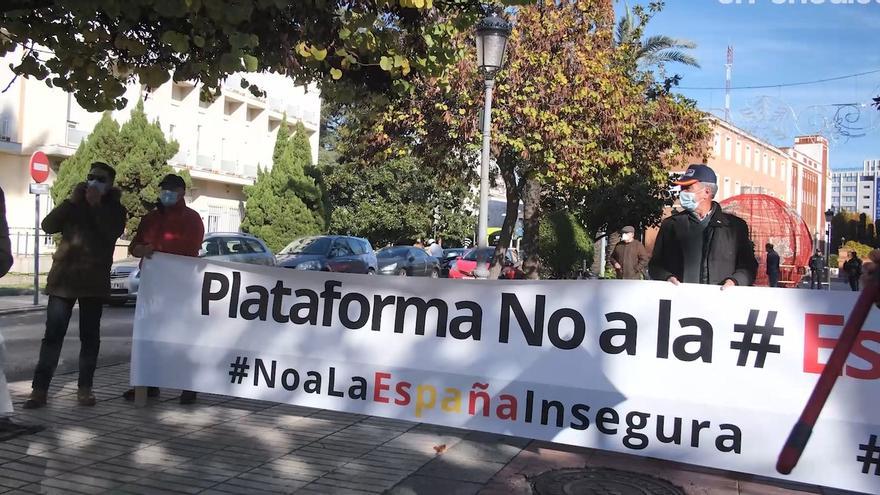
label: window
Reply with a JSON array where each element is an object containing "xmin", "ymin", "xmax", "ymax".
[
  {"xmin": 762, "ymin": 154, "xmax": 769, "ymax": 174},
  {"xmin": 201, "ymin": 238, "xmax": 221, "ymax": 257},
  {"xmin": 864, "ymin": 195, "xmax": 871, "ymax": 200},
  {"xmin": 771, "ymin": 157, "xmax": 776, "ymax": 178},
  {"xmin": 345, "ymin": 238, "xmax": 367, "ymax": 255},
  {"xmin": 723, "ymin": 177, "xmax": 731, "ymax": 199},
  {"xmin": 724, "ymin": 136, "xmax": 732, "ymax": 160},
  {"xmin": 735, "ymin": 181, "xmax": 741, "ymax": 195},
  {"xmin": 735, "ymin": 141, "xmax": 742, "ymax": 164},
  {"xmin": 713, "ymin": 133, "xmax": 721, "ymax": 156},
  {"xmin": 832, "ymin": 187, "xmax": 840, "ymax": 193},
  {"xmin": 754, "ymin": 149, "xmax": 760, "ymax": 170},
  {"xmin": 245, "ymin": 239, "xmax": 266, "ymax": 253},
  {"xmin": 221, "ymin": 237, "xmax": 248, "ymax": 255},
  {"xmin": 331, "ymin": 240, "xmax": 355, "ymax": 257},
  {"xmin": 411, "ymin": 249, "xmax": 427, "ymax": 259},
  {"xmin": 865, "ymin": 206, "xmax": 871, "ymax": 210}
]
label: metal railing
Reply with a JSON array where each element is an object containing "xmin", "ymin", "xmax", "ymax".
[{"xmin": 9, "ymin": 229, "xmax": 56, "ymax": 256}]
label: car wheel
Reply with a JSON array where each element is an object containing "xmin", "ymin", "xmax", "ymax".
[
  {"xmin": 430, "ymin": 269, "xmax": 439, "ymax": 279},
  {"xmin": 367, "ymin": 269, "xmax": 376, "ymax": 275},
  {"xmin": 397, "ymin": 268, "xmax": 407, "ymax": 277}
]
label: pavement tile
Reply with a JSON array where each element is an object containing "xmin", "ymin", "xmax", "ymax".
[
  {"xmin": 305, "ymin": 478, "xmax": 385, "ymax": 494},
  {"xmin": 387, "ymin": 474, "xmax": 484, "ymax": 495},
  {"xmin": 0, "ymin": 478, "xmax": 28, "ymax": 490},
  {"xmin": 53, "ymin": 472, "xmax": 122, "ymax": 490},
  {"xmin": 124, "ymin": 476, "xmax": 202, "ymax": 494},
  {"xmin": 36, "ymin": 477, "xmax": 103, "ymax": 494},
  {"xmin": 233, "ymin": 472, "xmax": 308, "ymax": 491},
  {"xmin": 214, "ymin": 476, "xmax": 288, "ymax": 494},
  {"xmin": 416, "ymin": 457, "xmax": 507, "ymax": 484}
]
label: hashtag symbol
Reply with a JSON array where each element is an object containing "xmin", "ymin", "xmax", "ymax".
[
  {"xmin": 228, "ymin": 356, "xmax": 249, "ymax": 384},
  {"xmin": 858, "ymin": 434, "xmax": 880, "ymax": 475},
  {"xmin": 730, "ymin": 310, "xmax": 784, "ymax": 368}
]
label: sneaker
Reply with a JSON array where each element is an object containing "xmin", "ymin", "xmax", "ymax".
[
  {"xmin": 77, "ymin": 388, "xmax": 96, "ymax": 407},
  {"xmin": 179, "ymin": 391, "xmax": 197, "ymax": 405},
  {"xmin": 22, "ymin": 389, "xmax": 47, "ymax": 410},
  {"xmin": 122, "ymin": 387, "xmax": 159, "ymax": 401}
]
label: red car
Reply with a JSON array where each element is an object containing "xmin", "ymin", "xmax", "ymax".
[{"xmin": 447, "ymin": 247, "xmax": 525, "ymax": 279}]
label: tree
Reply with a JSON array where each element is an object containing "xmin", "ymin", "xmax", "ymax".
[
  {"xmin": 320, "ymin": 157, "xmax": 474, "ymax": 247},
  {"xmin": 350, "ymin": 1, "xmax": 708, "ymax": 279},
  {"xmin": 538, "ymin": 210, "xmax": 593, "ymax": 279},
  {"xmin": 51, "ymin": 112, "xmax": 122, "ymax": 206},
  {"xmin": 241, "ymin": 121, "xmax": 325, "ymax": 252},
  {"xmin": 115, "ymin": 100, "xmax": 180, "ymax": 233},
  {"xmin": 0, "ymin": 0, "xmax": 530, "ymax": 111},
  {"xmin": 51, "ymin": 101, "xmax": 182, "ymax": 235},
  {"xmin": 614, "ymin": 3, "xmax": 700, "ymax": 68}
]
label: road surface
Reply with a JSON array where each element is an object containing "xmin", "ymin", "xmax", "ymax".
[{"xmin": 1, "ymin": 305, "xmax": 135, "ymax": 382}]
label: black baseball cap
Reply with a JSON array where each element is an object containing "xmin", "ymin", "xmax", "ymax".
[
  {"xmin": 673, "ymin": 164, "xmax": 717, "ymax": 186},
  {"xmin": 159, "ymin": 174, "xmax": 186, "ymax": 190}
]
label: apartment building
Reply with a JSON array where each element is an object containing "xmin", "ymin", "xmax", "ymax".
[
  {"xmin": 0, "ymin": 47, "xmax": 320, "ymax": 269},
  {"xmin": 678, "ymin": 118, "xmax": 830, "ymax": 239},
  {"xmin": 830, "ymin": 159, "xmax": 880, "ymax": 219}
]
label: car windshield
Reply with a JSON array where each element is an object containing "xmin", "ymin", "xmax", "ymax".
[
  {"xmin": 279, "ymin": 237, "xmax": 331, "ymax": 255},
  {"xmin": 463, "ymin": 248, "xmax": 493, "ymax": 262}
]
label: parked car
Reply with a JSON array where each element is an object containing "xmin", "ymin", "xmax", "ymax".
[
  {"xmin": 107, "ymin": 232, "xmax": 275, "ymax": 306},
  {"xmin": 439, "ymin": 248, "xmax": 469, "ymax": 277},
  {"xmin": 276, "ymin": 235, "xmax": 378, "ymax": 274},
  {"xmin": 447, "ymin": 247, "xmax": 525, "ymax": 280},
  {"xmin": 377, "ymin": 246, "xmax": 440, "ymax": 277}
]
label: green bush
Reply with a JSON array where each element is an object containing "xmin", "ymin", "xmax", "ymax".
[
  {"xmin": 828, "ymin": 254, "xmax": 839, "ymax": 269},
  {"xmin": 538, "ymin": 211, "xmax": 593, "ymax": 279},
  {"xmin": 842, "ymin": 240, "xmax": 873, "ymax": 260}
]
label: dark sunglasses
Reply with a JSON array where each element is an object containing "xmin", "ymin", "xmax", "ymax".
[{"xmin": 87, "ymin": 174, "xmax": 109, "ymax": 183}]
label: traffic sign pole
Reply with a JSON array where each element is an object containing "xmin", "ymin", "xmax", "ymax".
[{"xmin": 29, "ymin": 151, "xmax": 50, "ymax": 306}]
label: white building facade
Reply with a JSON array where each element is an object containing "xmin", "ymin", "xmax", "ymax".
[
  {"xmin": 0, "ymin": 48, "xmax": 321, "ymax": 269},
  {"xmin": 830, "ymin": 159, "xmax": 880, "ymax": 219}
]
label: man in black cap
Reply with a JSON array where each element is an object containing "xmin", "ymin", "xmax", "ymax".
[
  {"xmin": 649, "ymin": 164, "xmax": 757, "ymax": 288},
  {"xmin": 123, "ymin": 173, "xmax": 204, "ymax": 404},
  {"xmin": 610, "ymin": 226, "xmax": 650, "ymax": 280}
]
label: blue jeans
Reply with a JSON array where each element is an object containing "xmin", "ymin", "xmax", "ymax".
[{"xmin": 32, "ymin": 296, "xmax": 102, "ymax": 391}]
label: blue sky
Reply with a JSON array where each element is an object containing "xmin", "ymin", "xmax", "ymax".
[{"xmin": 624, "ymin": 0, "xmax": 880, "ymax": 169}]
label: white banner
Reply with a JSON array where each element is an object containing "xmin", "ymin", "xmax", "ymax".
[{"xmin": 132, "ymin": 253, "xmax": 880, "ymax": 494}]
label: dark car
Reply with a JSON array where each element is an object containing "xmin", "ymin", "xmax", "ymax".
[
  {"xmin": 439, "ymin": 248, "xmax": 469, "ymax": 277},
  {"xmin": 448, "ymin": 247, "xmax": 524, "ymax": 280},
  {"xmin": 377, "ymin": 246, "xmax": 440, "ymax": 277},
  {"xmin": 276, "ymin": 235, "xmax": 378, "ymax": 274}
]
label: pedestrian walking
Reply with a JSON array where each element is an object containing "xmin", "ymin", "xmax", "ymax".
[
  {"xmin": 122, "ymin": 174, "xmax": 204, "ymax": 404},
  {"xmin": 766, "ymin": 243, "xmax": 781, "ymax": 288},
  {"xmin": 649, "ymin": 164, "xmax": 757, "ymax": 288},
  {"xmin": 808, "ymin": 249, "xmax": 825, "ymax": 290},
  {"xmin": 24, "ymin": 162, "xmax": 127, "ymax": 409},
  {"xmin": 610, "ymin": 226, "xmax": 650, "ymax": 280},
  {"xmin": 844, "ymin": 251, "xmax": 862, "ymax": 292},
  {"xmin": 428, "ymin": 236, "xmax": 444, "ymax": 258}
]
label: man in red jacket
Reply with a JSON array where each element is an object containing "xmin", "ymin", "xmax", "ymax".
[{"xmin": 123, "ymin": 174, "xmax": 204, "ymax": 404}]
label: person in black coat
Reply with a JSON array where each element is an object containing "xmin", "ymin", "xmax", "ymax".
[
  {"xmin": 649, "ymin": 164, "xmax": 757, "ymax": 287},
  {"xmin": 0, "ymin": 187, "xmax": 11, "ymax": 278},
  {"xmin": 844, "ymin": 251, "xmax": 862, "ymax": 292},
  {"xmin": 808, "ymin": 249, "xmax": 825, "ymax": 290},
  {"xmin": 766, "ymin": 243, "xmax": 781, "ymax": 288}
]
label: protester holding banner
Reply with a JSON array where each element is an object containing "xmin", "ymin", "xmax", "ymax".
[
  {"xmin": 648, "ymin": 164, "xmax": 757, "ymax": 287},
  {"xmin": 24, "ymin": 162, "xmax": 127, "ymax": 409},
  {"xmin": 123, "ymin": 173, "xmax": 204, "ymax": 404}
]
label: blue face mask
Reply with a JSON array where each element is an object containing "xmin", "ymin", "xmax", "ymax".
[
  {"xmin": 159, "ymin": 190, "xmax": 179, "ymax": 207},
  {"xmin": 679, "ymin": 191, "xmax": 698, "ymax": 211}
]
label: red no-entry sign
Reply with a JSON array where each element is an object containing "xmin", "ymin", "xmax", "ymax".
[{"xmin": 30, "ymin": 151, "xmax": 50, "ymax": 183}]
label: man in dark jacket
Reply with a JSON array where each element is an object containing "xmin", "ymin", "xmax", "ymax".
[
  {"xmin": 766, "ymin": 243, "xmax": 781, "ymax": 287},
  {"xmin": 0, "ymin": 187, "xmax": 11, "ymax": 278},
  {"xmin": 649, "ymin": 164, "xmax": 757, "ymax": 287},
  {"xmin": 24, "ymin": 162, "xmax": 127, "ymax": 409},
  {"xmin": 844, "ymin": 251, "xmax": 862, "ymax": 291},
  {"xmin": 610, "ymin": 226, "xmax": 650, "ymax": 280},
  {"xmin": 808, "ymin": 249, "xmax": 825, "ymax": 290}
]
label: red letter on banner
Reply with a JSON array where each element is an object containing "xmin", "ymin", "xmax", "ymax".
[
  {"xmin": 374, "ymin": 372, "xmax": 391, "ymax": 403},
  {"xmin": 803, "ymin": 314, "xmax": 843, "ymax": 375}
]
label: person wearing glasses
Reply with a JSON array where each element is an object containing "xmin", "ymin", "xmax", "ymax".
[{"xmin": 24, "ymin": 162, "xmax": 127, "ymax": 409}]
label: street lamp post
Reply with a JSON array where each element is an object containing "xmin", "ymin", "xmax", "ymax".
[
  {"xmin": 473, "ymin": 11, "xmax": 511, "ymax": 280},
  {"xmin": 825, "ymin": 209, "xmax": 834, "ymax": 291}
]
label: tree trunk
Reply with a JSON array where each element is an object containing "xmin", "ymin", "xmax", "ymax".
[
  {"xmin": 521, "ymin": 175, "xmax": 542, "ymax": 280},
  {"xmin": 489, "ymin": 163, "xmax": 520, "ymax": 280}
]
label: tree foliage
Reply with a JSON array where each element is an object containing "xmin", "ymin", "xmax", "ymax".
[
  {"xmin": 51, "ymin": 100, "xmax": 182, "ymax": 235},
  {"xmin": 241, "ymin": 121, "xmax": 325, "ymax": 252},
  {"xmin": 537, "ymin": 210, "xmax": 593, "ymax": 279},
  {"xmin": 347, "ymin": 1, "xmax": 708, "ymax": 278},
  {"xmin": 1, "ymin": 0, "xmax": 530, "ymax": 111},
  {"xmin": 320, "ymin": 156, "xmax": 474, "ymax": 247}
]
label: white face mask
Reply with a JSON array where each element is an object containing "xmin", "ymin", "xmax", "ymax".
[{"xmin": 679, "ymin": 191, "xmax": 699, "ymax": 211}]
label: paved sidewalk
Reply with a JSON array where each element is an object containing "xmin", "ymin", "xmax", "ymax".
[
  {"xmin": 0, "ymin": 365, "xmax": 861, "ymax": 495},
  {"xmin": 0, "ymin": 295, "xmax": 47, "ymax": 316}
]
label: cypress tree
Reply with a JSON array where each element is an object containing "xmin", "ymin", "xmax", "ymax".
[
  {"xmin": 51, "ymin": 113, "xmax": 122, "ymax": 205},
  {"xmin": 242, "ymin": 121, "xmax": 325, "ymax": 252}
]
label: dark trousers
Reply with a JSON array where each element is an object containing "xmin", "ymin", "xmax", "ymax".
[
  {"xmin": 810, "ymin": 271, "xmax": 821, "ymax": 289},
  {"xmin": 768, "ymin": 273, "xmax": 779, "ymax": 288},
  {"xmin": 32, "ymin": 296, "xmax": 102, "ymax": 391},
  {"xmin": 850, "ymin": 277, "xmax": 859, "ymax": 292}
]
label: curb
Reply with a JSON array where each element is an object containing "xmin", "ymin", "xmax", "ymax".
[{"xmin": 0, "ymin": 305, "xmax": 46, "ymax": 316}]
